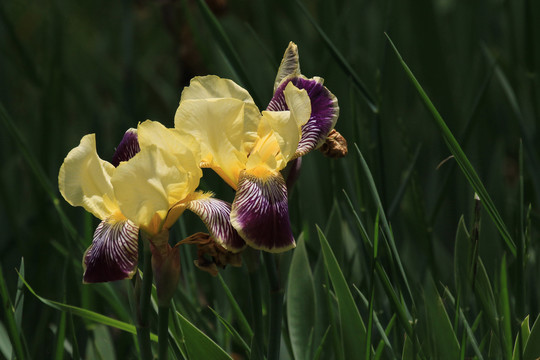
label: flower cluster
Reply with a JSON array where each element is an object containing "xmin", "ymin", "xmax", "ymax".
[{"xmin": 58, "ymin": 42, "xmax": 342, "ymax": 295}]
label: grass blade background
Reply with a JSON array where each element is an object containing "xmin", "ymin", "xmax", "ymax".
[
  {"xmin": 385, "ymin": 33, "xmax": 516, "ymax": 256},
  {"xmin": 317, "ymin": 226, "xmax": 368, "ymax": 359}
]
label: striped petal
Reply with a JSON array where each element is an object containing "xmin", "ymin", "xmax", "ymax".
[
  {"xmin": 83, "ymin": 216, "xmax": 139, "ymax": 283},
  {"xmin": 231, "ymin": 170, "xmax": 295, "ymax": 252},
  {"xmin": 111, "ymin": 128, "xmax": 140, "ymax": 167},
  {"xmin": 187, "ymin": 193, "xmax": 246, "ymax": 252},
  {"xmin": 267, "ymin": 76, "xmax": 339, "ymax": 158}
]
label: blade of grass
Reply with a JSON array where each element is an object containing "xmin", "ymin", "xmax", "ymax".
[
  {"xmin": 485, "ymin": 46, "xmax": 540, "ymax": 207},
  {"xmin": 193, "ymin": 0, "xmax": 261, "ymax": 107},
  {"xmin": 54, "ymin": 311, "xmax": 67, "ymax": 360},
  {"xmin": 388, "ymin": 144, "xmax": 421, "ymax": 219},
  {"xmin": 0, "ymin": 264, "xmax": 25, "ymax": 360},
  {"xmin": 287, "ymin": 235, "xmax": 316, "ymax": 360},
  {"xmin": 385, "ymin": 34, "xmax": 516, "ymax": 256},
  {"xmin": 18, "ymin": 273, "xmax": 158, "ymax": 342},
  {"xmin": 317, "ymin": 226, "xmax": 367, "ymax": 359},
  {"xmin": 499, "ymin": 254, "xmax": 513, "ymax": 359},
  {"xmin": 175, "ymin": 309, "xmax": 233, "ymax": 360},
  {"xmin": 208, "ymin": 307, "xmax": 251, "ymax": 356},
  {"xmin": 295, "ymin": 0, "xmax": 378, "ymax": 114},
  {"xmin": 0, "ymin": 102, "xmax": 79, "ymax": 242},
  {"xmin": 355, "ymin": 144, "xmax": 414, "ymax": 304},
  {"xmin": 217, "ymin": 274, "xmax": 253, "ymax": 340}
]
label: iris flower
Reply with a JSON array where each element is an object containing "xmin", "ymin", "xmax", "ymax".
[
  {"xmin": 59, "ymin": 120, "xmax": 243, "ymax": 284},
  {"xmin": 174, "ymin": 42, "xmax": 339, "ymax": 253}
]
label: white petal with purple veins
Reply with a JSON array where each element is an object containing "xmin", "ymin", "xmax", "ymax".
[
  {"xmin": 83, "ymin": 216, "xmax": 139, "ymax": 283},
  {"xmin": 231, "ymin": 171, "xmax": 295, "ymax": 252},
  {"xmin": 187, "ymin": 194, "xmax": 246, "ymax": 252}
]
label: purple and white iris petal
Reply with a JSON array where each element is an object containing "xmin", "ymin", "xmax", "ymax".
[
  {"xmin": 111, "ymin": 129, "xmax": 140, "ymax": 167},
  {"xmin": 231, "ymin": 171, "xmax": 295, "ymax": 252},
  {"xmin": 83, "ymin": 218, "xmax": 139, "ymax": 283},
  {"xmin": 187, "ymin": 197, "xmax": 246, "ymax": 252},
  {"xmin": 267, "ymin": 76, "xmax": 339, "ymax": 158}
]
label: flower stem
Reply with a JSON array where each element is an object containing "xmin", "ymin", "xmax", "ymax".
[
  {"xmin": 245, "ymin": 249, "xmax": 264, "ymax": 360},
  {"xmin": 138, "ymin": 237, "xmax": 153, "ymax": 360},
  {"xmin": 264, "ymin": 252, "xmax": 283, "ymax": 360},
  {"xmin": 158, "ymin": 304, "xmax": 170, "ymax": 360}
]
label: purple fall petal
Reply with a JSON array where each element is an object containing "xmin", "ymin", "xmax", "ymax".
[
  {"xmin": 231, "ymin": 171, "xmax": 295, "ymax": 252},
  {"xmin": 267, "ymin": 76, "xmax": 339, "ymax": 158},
  {"xmin": 111, "ymin": 129, "xmax": 140, "ymax": 167},
  {"xmin": 187, "ymin": 197, "xmax": 246, "ymax": 252},
  {"xmin": 83, "ymin": 217, "xmax": 139, "ymax": 283}
]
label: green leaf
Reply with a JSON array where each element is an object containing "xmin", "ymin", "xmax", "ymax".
[
  {"xmin": 294, "ymin": 0, "xmax": 377, "ymax": 114},
  {"xmin": 355, "ymin": 145, "xmax": 414, "ymax": 304},
  {"xmin": 175, "ymin": 310, "xmax": 233, "ymax": 360},
  {"xmin": 209, "ymin": 307, "xmax": 251, "ymax": 356},
  {"xmin": 19, "ymin": 274, "xmax": 158, "ymax": 342},
  {"xmin": 287, "ymin": 235, "xmax": 316, "ymax": 360},
  {"xmin": 385, "ymin": 33, "xmax": 516, "ymax": 256},
  {"xmin": 499, "ymin": 254, "xmax": 512, "ymax": 359},
  {"xmin": 85, "ymin": 325, "xmax": 117, "ymax": 360},
  {"xmin": 513, "ymin": 316, "xmax": 530, "ymax": 360},
  {"xmin": 424, "ymin": 278, "xmax": 460, "ymax": 359},
  {"xmin": 523, "ymin": 314, "xmax": 540, "ymax": 360},
  {"xmin": 0, "ymin": 264, "xmax": 25, "ymax": 360},
  {"xmin": 473, "ymin": 259, "xmax": 499, "ymax": 336},
  {"xmin": 217, "ymin": 274, "xmax": 253, "ymax": 340},
  {"xmin": 0, "ymin": 322, "xmax": 12, "ymax": 359},
  {"xmin": 317, "ymin": 226, "xmax": 367, "ymax": 359},
  {"xmin": 454, "ymin": 216, "xmax": 471, "ymax": 299}
]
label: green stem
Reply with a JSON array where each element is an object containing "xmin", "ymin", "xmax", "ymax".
[
  {"xmin": 245, "ymin": 250, "xmax": 264, "ymax": 360},
  {"xmin": 138, "ymin": 237, "xmax": 153, "ymax": 360},
  {"xmin": 158, "ymin": 305, "xmax": 170, "ymax": 360},
  {"xmin": 264, "ymin": 253, "xmax": 283, "ymax": 360}
]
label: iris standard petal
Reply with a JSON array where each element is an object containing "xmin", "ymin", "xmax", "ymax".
[
  {"xmin": 58, "ymin": 134, "xmax": 118, "ymax": 220},
  {"xmin": 268, "ymin": 76, "xmax": 339, "ymax": 158},
  {"xmin": 273, "ymin": 42, "xmax": 301, "ymax": 93},
  {"xmin": 231, "ymin": 170, "xmax": 295, "ymax": 252},
  {"xmin": 111, "ymin": 128, "xmax": 140, "ymax": 167},
  {"xmin": 186, "ymin": 192, "xmax": 246, "ymax": 252},
  {"xmin": 175, "ymin": 97, "xmax": 253, "ymax": 188},
  {"xmin": 137, "ymin": 120, "xmax": 201, "ymax": 177},
  {"xmin": 112, "ymin": 144, "xmax": 199, "ymax": 233},
  {"xmin": 83, "ymin": 215, "xmax": 139, "ymax": 283}
]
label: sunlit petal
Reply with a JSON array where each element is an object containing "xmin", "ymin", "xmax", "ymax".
[
  {"xmin": 186, "ymin": 192, "xmax": 246, "ymax": 252},
  {"xmin": 111, "ymin": 128, "xmax": 140, "ymax": 167},
  {"xmin": 112, "ymin": 144, "xmax": 200, "ymax": 233},
  {"xmin": 83, "ymin": 215, "xmax": 139, "ymax": 283},
  {"xmin": 268, "ymin": 76, "xmax": 339, "ymax": 158},
  {"xmin": 58, "ymin": 134, "xmax": 118, "ymax": 220},
  {"xmin": 137, "ymin": 120, "xmax": 201, "ymax": 176},
  {"xmin": 175, "ymin": 97, "xmax": 254, "ymax": 188},
  {"xmin": 273, "ymin": 42, "xmax": 301, "ymax": 93},
  {"xmin": 231, "ymin": 171, "xmax": 295, "ymax": 252}
]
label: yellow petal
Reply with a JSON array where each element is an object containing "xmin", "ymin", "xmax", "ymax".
[
  {"xmin": 137, "ymin": 120, "xmax": 201, "ymax": 177},
  {"xmin": 283, "ymin": 81, "xmax": 311, "ymax": 129},
  {"xmin": 58, "ymin": 134, "xmax": 118, "ymax": 220},
  {"xmin": 112, "ymin": 143, "xmax": 201, "ymax": 233},
  {"xmin": 175, "ymin": 97, "xmax": 256, "ymax": 187}
]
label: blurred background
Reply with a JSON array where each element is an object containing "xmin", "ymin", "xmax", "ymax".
[{"xmin": 1, "ymin": 0, "xmax": 539, "ymax": 358}]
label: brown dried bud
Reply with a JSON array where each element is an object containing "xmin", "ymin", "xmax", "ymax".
[
  {"xmin": 178, "ymin": 232, "xmax": 242, "ymax": 276},
  {"xmin": 319, "ymin": 129, "xmax": 348, "ymax": 158}
]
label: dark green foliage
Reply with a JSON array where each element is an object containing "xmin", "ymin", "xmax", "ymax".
[{"xmin": 1, "ymin": 0, "xmax": 540, "ymax": 358}]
